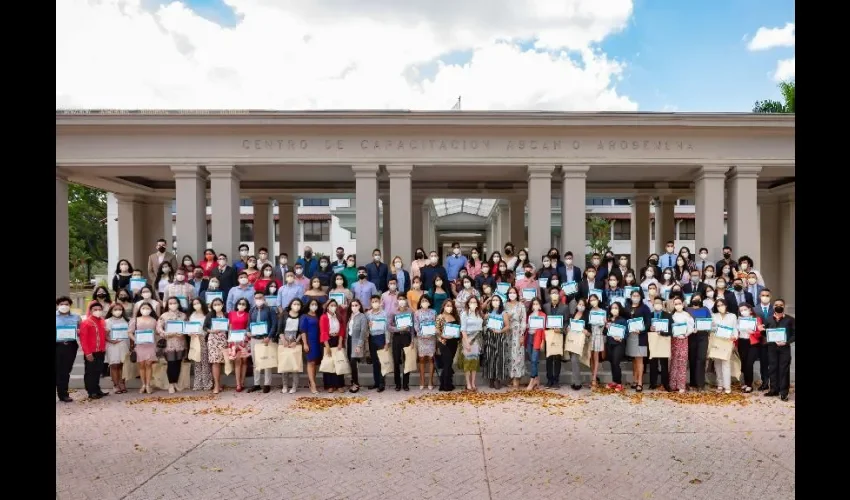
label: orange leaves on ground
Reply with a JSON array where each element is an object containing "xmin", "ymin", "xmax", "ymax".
[{"xmin": 291, "ymin": 396, "xmax": 367, "ymax": 412}]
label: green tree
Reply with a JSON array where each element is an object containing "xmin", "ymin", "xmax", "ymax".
[
  {"xmin": 753, "ymin": 80, "xmax": 795, "ymax": 113},
  {"xmin": 68, "ymin": 184, "xmax": 107, "ymax": 282},
  {"xmin": 585, "ymin": 215, "xmax": 612, "ymax": 264}
]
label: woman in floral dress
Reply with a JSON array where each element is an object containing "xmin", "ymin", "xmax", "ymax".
[
  {"xmin": 203, "ymin": 298, "xmax": 228, "ymax": 394},
  {"xmin": 413, "ymin": 294, "xmax": 437, "ymax": 390},
  {"xmin": 505, "ymin": 289, "xmax": 528, "ymax": 389},
  {"xmin": 188, "ymin": 298, "xmax": 213, "ymax": 391},
  {"xmin": 460, "ymin": 297, "xmax": 485, "ymax": 391},
  {"xmin": 156, "ymin": 296, "xmax": 188, "ymax": 394},
  {"xmin": 669, "ymin": 296, "xmax": 695, "ymax": 393}
]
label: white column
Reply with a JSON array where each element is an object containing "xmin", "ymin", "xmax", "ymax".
[
  {"xmin": 208, "ymin": 165, "xmax": 241, "ymax": 259},
  {"xmin": 509, "ymin": 196, "xmax": 526, "ymax": 250},
  {"xmin": 778, "ymin": 196, "xmax": 795, "ymax": 314},
  {"xmin": 171, "ymin": 165, "xmax": 207, "ymax": 261},
  {"xmin": 115, "ymin": 194, "xmax": 145, "ymax": 272},
  {"xmin": 493, "ymin": 212, "xmax": 502, "ymax": 252},
  {"xmin": 56, "ymin": 173, "xmax": 70, "ymax": 297},
  {"xmin": 654, "ymin": 196, "xmax": 676, "ymax": 254},
  {"xmin": 727, "ymin": 166, "xmax": 762, "ymax": 262},
  {"xmin": 630, "ymin": 194, "xmax": 650, "ymax": 267},
  {"xmin": 527, "ymin": 165, "xmax": 555, "ymax": 266},
  {"xmin": 421, "ymin": 203, "xmax": 431, "ymax": 253},
  {"xmin": 387, "ymin": 164, "xmax": 413, "ymax": 262},
  {"xmin": 499, "ymin": 202, "xmax": 510, "ymax": 248},
  {"xmin": 758, "ymin": 197, "xmax": 780, "ymax": 289},
  {"xmin": 353, "ymin": 164, "xmax": 380, "ymax": 266},
  {"xmin": 380, "ymin": 194, "xmax": 391, "ymax": 258},
  {"xmin": 695, "ymin": 165, "xmax": 728, "ymax": 261},
  {"xmin": 143, "ymin": 199, "xmax": 171, "ymax": 251},
  {"xmin": 251, "ymin": 197, "xmax": 273, "ymax": 254},
  {"xmin": 276, "ymin": 196, "xmax": 298, "ymax": 260},
  {"xmin": 561, "ymin": 165, "xmax": 590, "ymax": 257}
]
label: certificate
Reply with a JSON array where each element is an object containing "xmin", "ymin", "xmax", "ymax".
[
  {"xmin": 528, "ymin": 315, "xmax": 545, "ymax": 330},
  {"xmin": 661, "ymin": 288, "xmax": 671, "ymax": 300},
  {"xmin": 766, "ymin": 328, "xmax": 787, "ymax": 343},
  {"xmin": 333, "ymin": 265, "xmax": 345, "ymax": 274},
  {"xmin": 607, "ymin": 323, "xmax": 626, "ymax": 339},
  {"xmin": 487, "ymin": 314, "xmax": 504, "ymax": 330},
  {"xmin": 651, "ymin": 319, "xmax": 669, "ymax": 333},
  {"xmin": 569, "ymin": 319, "xmax": 585, "ymax": 334},
  {"xmin": 229, "ymin": 330, "xmax": 247, "ymax": 343},
  {"xmin": 589, "ymin": 310, "xmax": 606, "ymax": 326},
  {"xmin": 624, "ymin": 286, "xmax": 640, "ymax": 298},
  {"xmin": 628, "ymin": 318, "xmax": 645, "ymax": 333},
  {"xmin": 250, "ymin": 322, "xmax": 269, "ymax": 336},
  {"xmin": 420, "ymin": 321, "xmax": 436, "ymax": 337},
  {"xmin": 371, "ymin": 318, "xmax": 387, "ymax": 333},
  {"xmin": 175, "ymin": 295, "xmax": 188, "ymax": 310},
  {"xmin": 56, "ymin": 325, "xmax": 77, "ymax": 342},
  {"xmin": 715, "ymin": 324, "xmax": 735, "ymax": 339},
  {"xmin": 684, "ymin": 293, "xmax": 693, "ymax": 305},
  {"xmin": 561, "ymin": 281, "xmax": 578, "ymax": 295},
  {"xmin": 205, "ymin": 291, "xmax": 223, "ymax": 304},
  {"xmin": 110, "ymin": 325, "xmax": 129, "ymax": 340},
  {"xmin": 443, "ymin": 323, "xmax": 461, "ymax": 338},
  {"xmin": 611, "ymin": 296, "xmax": 626, "ymax": 307},
  {"xmin": 538, "ymin": 277, "xmax": 549, "ymax": 289},
  {"xmin": 266, "ymin": 295, "xmax": 278, "ymax": 307},
  {"xmin": 184, "ymin": 321, "xmax": 203, "ymax": 334},
  {"xmin": 522, "ymin": 288, "xmax": 537, "ymax": 301},
  {"xmin": 738, "ymin": 317, "xmax": 757, "ymax": 332},
  {"xmin": 696, "ymin": 318, "xmax": 713, "ymax": 332},
  {"xmin": 135, "ymin": 329, "xmax": 155, "ymax": 344},
  {"xmin": 329, "ymin": 292, "xmax": 346, "ymax": 306},
  {"xmin": 129, "ymin": 277, "xmax": 146, "ymax": 292},
  {"xmin": 211, "ymin": 318, "xmax": 229, "ymax": 332},
  {"xmin": 496, "ymin": 282, "xmax": 510, "ymax": 295},
  {"xmin": 672, "ymin": 322, "xmax": 688, "ymax": 337},
  {"xmin": 588, "ymin": 288, "xmax": 604, "ymax": 300},
  {"xmin": 546, "ymin": 315, "xmax": 564, "ymax": 329},
  {"xmin": 166, "ymin": 321, "xmax": 185, "ymax": 334},
  {"xmin": 395, "ymin": 313, "xmax": 413, "ymax": 329}
]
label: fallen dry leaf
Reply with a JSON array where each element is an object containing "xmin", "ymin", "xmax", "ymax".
[
  {"xmin": 401, "ymin": 389, "xmax": 587, "ymax": 413},
  {"xmin": 126, "ymin": 395, "xmax": 217, "ymax": 406},
  {"xmin": 193, "ymin": 404, "xmax": 257, "ymax": 416},
  {"xmin": 291, "ymin": 396, "xmax": 367, "ymax": 412}
]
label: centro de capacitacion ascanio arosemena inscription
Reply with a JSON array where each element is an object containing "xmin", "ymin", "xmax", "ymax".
[{"xmin": 241, "ymin": 138, "xmax": 696, "ymax": 153}]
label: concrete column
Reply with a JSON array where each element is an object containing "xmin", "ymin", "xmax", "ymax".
[
  {"xmin": 115, "ymin": 194, "xmax": 145, "ymax": 270},
  {"xmin": 420, "ymin": 203, "xmax": 431, "ymax": 253},
  {"xmin": 486, "ymin": 218, "xmax": 494, "ymax": 255},
  {"xmin": 727, "ymin": 166, "xmax": 762, "ymax": 262},
  {"xmin": 143, "ymin": 199, "xmax": 171, "ymax": 252},
  {"xmin": 509, "ymin": 197, "xmax": 526, "ymax": 249},
  {"xmin": 778, "ymin": 197, "xmax": 795, "ymax": 314},
  {"xmin": 654, "ymin": 196, "xmax": 676, "ymax": 254},
  {"xmin": 493, "ymin": 212, "xmax": 502, "ymax": 251},
  {"xmin": 353, "ymin": 164, "xmax": 380, "ymax": 266},
  {"xmin": 695, "ymin": 165, "xmax": 728, "ymax": 261},
  {"xmin": 107, "ymin": 193, "xmax": 119, "ymax": 276},
  {"xmin": 499, "ymin": 202, "xmax": 510, "ymax": 248},
  {"xmin": 758, "ymin": 197, "xmax": 780, "ymax": 289},
  {"xmin": 276, "ymin": 196, "xmax": 298, "ymax": 260},
  {"xmin": 630, "ymin": 194, "xmax": 651, "ymax": 266},
  {"xmin": 387, "ymin": 165, "xmax": 413, "ymax": 262},
  {"xmin": 171, "ymin": 165, "xmax": 207, "ymax": 260},
  {"xmin": 251, "ymin": 197, "xmax": 273, "ymax": 254},
  {"xmin": 527, "ymin": 164, "xmax": 555, "ymax": 266},
  {"xmin": 379, "ymin": 194, "xmax": 391, "ymax": 257},
  {"xmin": 207, "ymin": 165, "xmax": 241, "ymax": 259},
  {"xmin": 561, "ymin": 165, "xmax": 590, "ymax": 257},
  {"xmin": 56, "ymin": 173, "xmax": 70, "ymax": 297}
]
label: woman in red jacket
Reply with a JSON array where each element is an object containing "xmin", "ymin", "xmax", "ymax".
[
  {"xmin": 319, "ymin": 300, "xmax": 347, "ymax": 392},
  {"xmin": 199, "ymin": 248, "xmax": 217, "ymax": 278},
  {"xmin": 227, "ymin": 298, "xmax": 252, "ymax": 391},
  {"xmin": 79, "ymin": 302, "xmax": 108, "ymax": 399},
  {"xmin": 736, "ymin": 303, "xmax": 763, "ymax": 393},
  {"xmin": 253, "ymin": 264, "xmax": 281, "ymax": 293},
  {"xmin": 525, "ymin": 298, "xmax": 547, "ymax": 391}
]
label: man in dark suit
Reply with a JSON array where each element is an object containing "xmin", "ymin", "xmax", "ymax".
[
  {"xmin": 713, "ymin": 278, "xmax": 739, "ymax": 315},
  {"xmin": 272, "ymin": 253, "xmax": 290, "ymax": 283},
  {"xmin": 753, "ymin": 288, "xmax": 774, "ymax": 391},
  {"xmin": 211, "ymin": 253, "xmax": 238, "ymax": 297},
  {"xmin": 561, "ymin": 251, "xmax": 583, "ymax": 283},
  {"xmin": 762, "ymin": 298, "xmax": 794, "ymax": 401},
  {"xmin": 147, "ymin": 238, "xmax": 177, "ymax": 283},
  {"xmin": 365, "ymin": 248, "xmax": 389, "ymax": 293},
  {"xmin": 683, "ymin": 269, "xmax": 707, "ymax": 297},
  {"xmin": 730, "ymin": 277, "xmax": 754, "ymax": 315}
]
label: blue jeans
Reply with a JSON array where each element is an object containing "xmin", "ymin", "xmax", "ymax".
[{"xmin": 527, "ymin": 343, "xmax": 540, "ymax": 378}]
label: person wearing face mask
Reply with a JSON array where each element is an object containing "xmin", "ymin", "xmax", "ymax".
[
  {"xmin": 451, "ymin": 266, "xmax": 470, "ymax": 296},
  {"xmin": 366, "ymin": 296, "xmax": 389, "ymax": 392},
  {"xmin": 640, "ymin": 266, "xmax": 660, "ymax": 295},
  {"xmin": 388, "ymin": 256, "xmax": 410, "ymax": 295},
  {"xmin": 603, "ymin": 275, "xmax": 625, "ymax": 310},
  {"xmin": 264, "ymin": 281, "xmax": 282, "ymax": 315},
  {"xmin": 226, "ymin": 272, "xmax": 257, "ymax": 313},
  {"xmin": 695, "ymin": 248, "xmax": 710, "ymax": 273},
  {"xmin": 189, "ymin": 268, "xmax": 207, "ymax": 298},
  {"xmin": 669, "ymin": 297, "xmax": 695, "ymax": 393},
  {"xmin": 132, "ymin": 284, "xmax": 162, "ymax": 316},
  {"xmin": 514, "ymin": 263, "xmax": 536, "ymax": 301},
  {"xmin": 730, "ymin": 278, "xmax": 752, "ymax": 316},
  {"xmin": 610, "ymin": 255, "xmax": 634, "ymax": 284},
  {"xmin": 586, "ymin": 294, "xmax": 607, "ymax": 388},
  {"xmin": 272, "ymin": 253, "xmax": 290, "ymax": 283},
  {"xmin": 579, "ymin": 267, "xmax": 601, "ymax": 300},
  {"xmin": 753, "ymin": 289, "xmax": 774, "ymax": 392},
  {"xmin": 56, "ymin": 297, "xmax": 82, "ymax": 403},
  {"xmin": 104, "ymin": 303, "xmax": 130, "ymax": 394},
  {"xmin": 543, "ymin": 288, "xmax": 570, "ymax": 388},
  {"xmin": 564, "ymin": 298, "xmax": 591, "ymax": 391},
  {"xmin": 247, "ymin": 291, "xmax": 278, "ymax": 393},
  {"xmin": 302, "ymin": 277, "xmax": 329, "ymax": 309},
  {"xmin": 410, "ymin": 248, "xmax": 429, "ymax": 279},
  {"xmin": 503, "ymin": 243, "xmax": 517, "ymax": 271},
  {"xmin": 659, "ymin": 241, "xmax": 677, "ymax": 270},
  {"xmin": 678, "ymin": 246, "xmax": 695, "ymax": 266},
  {"xmin": 89, "ymin": 285, "xmax": 113, "ymax": 375},
  {"xmin": 547, "ymin": 248, "xmax": 564, "ymax": 274},
  {"xmin": 762, "ymin": 298, "xmax": 794, "ymax": 401},
  {"xmin": 459, "ymin": 298, "xmax": 485, "ymax": 391},
  {"xmin": 474, "ymin": 263, "xmax": 497, "ymax": 294},
  {"xmin": 597, "ymin": 252, "xmax": 616, "ymax": 282},
  {"xmin": 365, "ymin": 248, "xmax": 389, "ymax": 293},
  {"xmin": 278, "ymin": 271, "xmax": 306, "ymax": 311},
  {"xmin": 273, "ymin": 299, "xmax": 305, "ymax": 394},
  {"xmin": 179, "ymin": 254, "xmax": 196, "ymax": 276},
  {"xmin": 603, "ymin": 302, "xmax": 630, "ymax": 391},
  {"xmin": 388, "ymin": 294, "xmax": 414, "ymax": 391},
  {"xmin": 710, "ymin": 299, "xmax": 739, "ymax": 394},
  {"xmin": 435, "ymin": 300, "xmax": 461, "ymax": 391},
  {"xmin": 115, "ymin": 289, "xmax": 134, "ymax": 313},
  {"xmin": 234, "ymin": 244, "xmax": 251, "ymax": 273},
  {"xmin": 686, "ymin": 294, "xmax": 712, "ymax": 391},
  {"xmin": 253, "ymin": 264, "xmax": 281, "ymax": 294},
  {"xmin": 295, "ymin": 246, "xmax": 319, "ymax": 279},
  {"xmin": 744, "ymin": 272, "xmax": 764, "ymax": 300},
  {"xmin": 199, "ymin": 249, "xmax": 218, "ymax": 278},
  {"xmin": 561, "ymin": 251, "xmax": 582, "ymax": 283},
  {"xmin": 226, "ymin": 298, "xmax": 252, "ymax": 392},
  {"xmin": 665, "ymin": 285, "xmax": 685, "ymax": 313},
  {"xmin": 465, "ymin": 248, "xmax": 483, "ymax": 280},
  {"xmin": 345, "ymin": 299, "xmax": 369, "ymax": 393},
  {"xmin": 486, "ymin": 251, "xmax": 503, "ymax": 278},
  {"xmin": 482, "ymin": 294, "xmax": 512, "ymax": 389},
  {"xmin": 454, "ymin": 276, "xmax": 481, "ymax": 315},
  {"xmin": 626, "ymin": 290, "xmax": 651, "ymax": 392},
  {"xmin": 129, "ymin": 302, "xmax": 159, "ymax": 393},
  {"xmin": 735, "ymin": 256, "xmax": 765, "ymax": 286},
  {"xmin": 243, "ymin": 256, "xmax": 261, "ymax": 284},
  {"xmin": 381, "ymin": 277, "xmax": 402, "ymax": 320},
  {"xmin": 315, "ymin": 256, "xmax": 334, "ymax": 291},
  {"xmin": 406, "ymin": 276, "xmax": 424, "ymax": 311},
  {"xmin": 715, "ymin": 246, "xmax": 739, "ymax": 274},
  {"xmin": 428, "ymin": 276, "xmax": 453, "ymax": 320},
  {"xmin": 319, "ymin": 299, "xmax": 346, "ymax": 393},
  {"xmin": 445, "ymin": 242, "xmax": 468, "ymax": 282},
  {"xmin": 647, "ymin": 297, "xmax": 673, "ymax": 391},
  {"xmin": 719, "ymin": 264, "xmax": 734, "ymax": 284},
  {"xmin": 537, "ymin": 255, "xmax": 557, "ymax": 290},
  {"xmin": 638, "ymin": 254, "xmax": 663, "ymax": 284},
  {"xmin": 203, "ymin": 298, "xmax": 229, "ymax": 394},
  {"xmin": 147, "ymin": 238, "xmax": 177, "ymax": 283},
  {"xmin": 340, "ymin": 255, "xmax": 359, "ymax": 290},
  {"xmin": 211, "ymin": 254, "xmax": 237, "ymax": 297},
  {"xmin": 642, "ymin": 284, "xmax": 660, "ymax": 309},
  {"xmin": 163, "ymin": 269, "xmax": 196, "ymax": 311},
  {"xmin": 412, "ymin": 295, "xmax": 437, "ymax": 390},
  {"xmin": 156, "ymin": 297, "xmax": 189, "ymax": 394},
  {"xmin": 421, "ymin": 251, "xmax": 449, "ymax": 291},
  {"xmin": 683, "ymin": 270, "xmax": 706, "ymax": 297},
  {"xmin": 525, "ymin": 298, "xmax": 547, "ymax": 390},
  {"xmin": 328, "ymin": 273, "xmax": 354, "ymax": 324},
  {"xmin": 658, "ymin": 268, "xmax": 676, "ymax": 301},
  {"xmin": 701, "ymin": 285, "xmax": 716, "ymax": 312},
  {"xmin": 187, "ymin": 298, "xmax": 213, "ymax": 392},
  {"xmin": 79, "ymin": 303, "xmax": 109, "ymax": 399},
  {"xmin": 200, "ymin": 278, "xmax": 221, "ymax": 306},
  {"xmin": 494, "ymin": 262, "xmax": 513, "ymax": 286},
  {"xmin": 351, "ymin": 266, "xmax": 379, "ymax": 310},
  {"xmin": 332, "ymin": 246, "xmax": 347, "ymax": 268},
  {"xmin": 112, "ymin": 259, "xmax": 135, "ymax": 293},
  {"xmin": 256, "ymin": 247, "xmax": 272, "ymax": 270},
  {"xmin": 712, "ymin": 279, "xmax": 738, "ymax": 316},
  {"xmin": 514, "ymin": 250, "xmax": 533, "ymax": 275},
  {"xmin": 702, "ymin": 265, "xmax": 717, "ymax": 289},
  {"xmin": 673, "ymin": 256, "xmax": 692, "ymax": 285}
]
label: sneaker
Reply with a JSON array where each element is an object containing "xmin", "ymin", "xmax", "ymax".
[
  {"xmin": 281, "ymin": 386, "xmax": 288, "ymax": 394},
  {"xmin": 288, "ymin": 387, "xmax": 297, "ymax": 394}
]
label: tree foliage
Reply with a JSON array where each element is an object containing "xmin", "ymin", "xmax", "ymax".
[
  {"xmin": 753, "ymin": 80, "xmax": 795, "ymax": 113},
  {"xmin": 585, "ymin": 215, "xmax": 612, "ymax": 263},
  {"xmin": 68, "ymin": 184, "xmax": 107, "ymax": 281}
]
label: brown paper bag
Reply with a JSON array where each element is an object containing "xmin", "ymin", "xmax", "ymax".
[
  {"xmin": 648, "ymin": 332, "xmax": 671, "ymax": 359},
  {"xmin": 403, "ymin": 343, "xmax": 418, "ymax": 374},
  {"xmin": 254, "ymin": 343, "xmax": 279, "ymax": 371},
  {"xmin": 579, "ymin": 336, "xmax": 593, "ymax": 367},
  {"xmin": 319, "ymin": 352, "xmax": 336, "ymax": 373},
  {"xmin": 277, "ymin": 345, "xmax": 304, "ymax": 373},
  {"xmin": 151, "ymin": 359, "xmax": 170, "ymax": 389},
  {"xmin": 122, "ymin": 352, "xmax": 139, "ymax": 380},
  {"xmin": 708, "ymin": 336, "xmax": 734, "ymax": 361},
  {"xmin": 332, "ymin": 347, "xmax": 351, "ymax": 375},
  {"xmin": 188, "ymin": 336, "xmax": 202, "ymax": 362},
  {"xmin": 176, "ymin": 361, "xmax": 192, "ymax": 390},
  {"xmin": 223, "ymin": 349, "xmax": 233, "ymax": 376},
  {"xmin": 544, "ymin": 330, "xmax": 563, "ymax": 358},
  {"xmin": 565, "ymin": 331, "xmax": 586, "ymax": 356},
  {"xmin": 377, "ymin": 349, "xmax": 394, "ymax": 376}
]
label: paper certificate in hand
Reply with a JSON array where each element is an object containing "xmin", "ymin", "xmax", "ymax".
[
  {"xmin": 588, "ymin": 289, "xmax": 604, "ymax": 301},
  {"xmin": 56, "ymin": 326, "xmax": 77, "ymax": 342},
  {"xmin": 130, "ymin": 278, "xmax": 146, "ymax": 292},
  {"xmin": 487, "ymin": 314, "xmax": 504, "ymax": 330},
  {"xmin": 329, "ymin": 292, "xmax": 346, "ymax": 306},
  {"xmin": 110, "ymin": 325, "xmax": 129, "ymax": 340},
  {"xmin": 569, "ymin": 319, "xmax": 585, "ymax": 334},
  {"xmin": 624, "ymin": 286, "xmax": 640, "ymax": 298},
  {"xmin": 672, "ymin": 322, "xmax": 688, "ymax": 337},
  {"xmin": 696, "ymin": 318, "xmax": 713, "ymax": 332},
  {"xmin": 175, "ymin": 296, "xmax": 189, "ymax": 310},
  {"xmin": 250, "ymin": 322, "xmax": 269, "ymax": 336},
  {"xmin": 496, "ymin": 282, "xmax": 510, "ymax": 295},
  {"xmin": 395, "ymin": 313, "xmax": 413, "ymax": 329},
  {"xmin": 135, "ymin": 329, "xmax": 155, "ymax": 344},
  {"xmin": 528, "ymin": 315, "xmax": 545, "ymax": 330},
  {"xmin": 420, "ymin": 321, "xmax": 436, "ymax": 337},
  {"xmin": 628, "ymin": 318, "xmax": 645, "ymax": 333},
  {"xmin": 715, "ymin": 324, "xmax": 735, "ymax": 339},
  {"xmin": 522, "ymin": 288, "xmax": 537, "ymax": 301},
  {"xmin": 211, "ymin": 318, "xmax": 229, "ymax": 332},
  {"xmin": 165, "ymin": 321, "xmax": 185, "ymax": 334},
  {"xmin": 443, "ymin": 323, "xmax": 461, "ymax": 338},
  {"xmin": 651, "ymin": 319, "xmax": 669, "ymax": 333},
  {"xmin": 611, "ymin": 296, "xmax": 626, "ymax": 307},
  {"xmin": 538, "ymin": 277, "xmax": 549, "ymax": 289},
  {"xmin": 607, "ymin": 323, "xmax": 626, "ymax": 339},
  {"xmin": 333, "ymin": 265, "xmax": 345, "ymax": 274},
  {"xmin": 184, "ymin": 322, "xmax": 202, "ymax": 334},
  {"xmin": 229, "ymin": 330, "xmax": 247, "ymax": 343},
  {"xmin": 205, "ymin": 292, "xmax": 223, "ymax": 304},
  {"xmin": 684, "ymin": 293, "xmax": 693, "ymax": 305},
  {"xmin": 546, "ymin": 315, "xmax": 564, "ymax": 329},
  {"xmin": 561, "ymin": 281, "xmax": 578, "ymax": 295},
  {"xmin": 738, "ymin": 317, "xmax": 757, "ymax": 332},
  {"xmin": 265, "ymin": 295, "xmax": 278, "ymax": 307},
  {"xmin": 589, "ymin": 310, "xmax": 606, "ymax": 326},
  {"xmin": 767, "ymin": 328, "xmax": 787, "ymax": 343}
]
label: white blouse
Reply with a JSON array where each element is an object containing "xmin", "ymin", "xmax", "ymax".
[
  {"xmin": 712, "ymin": 313, "xmax": 740, "ymax": 340},
  {"xmin": 671, "ymin": 311, "xmax": 696, "ymax": 336},
  {"xmin": 328, "ymin": 315, "xmax": 340, "ymax": 336}
]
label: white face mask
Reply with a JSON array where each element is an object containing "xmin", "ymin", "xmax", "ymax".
[
  {"xmin": 175, "ymin": 275, "xmax": 185, "ymax": 282},
  {"xmin": 328, "ymin": 306, "xmax": 337, "ymax": 313},
  {"xmin": 389, "ymin": 285, "xmax": 397, "ymax": 291},
  {"xmin": 295, "ymin": 269, "xmax": 303, "ymax": 275},
  {"xmin": 208, "ymin": 282, "xmax": 219, "ymax": 290},
  {"xmin": 184, "ymin": 261, "xmax": 192, "ymax": 267},
  {"xmin": 492, "ymin": 257, "xmax": 500, "ymax": 263},
  {"xmin": 663, "ymin": 274, "xmax": 671, "ymax": 280},
  {"xmin": 286, "ymin": 277, "xmax": 294, "ymax": 284},
  {"xmin": 468, "ymin": 303, "xmax": 478, "ymax": 310},
  {"xmin": 430, "ymin": 257, "xmax": 439, "ymax": 264},
  {"xmin": 760, "ymin": 296, "xmax": 770, "ymax": 304},
  {"xmin": 589, "ymin": 301, "xmax": 599, "ymax": 308},
  {"xmin": 398, "ymin": 300, "xmax": 407, "ymax": 308},
  {"xmin": 740, "ymin": 309, "xmax": 751, "ymax": 316},
  {"xmin": 264, "ymin": 270, "xmax": 273, "ymax": 277},
  {"xmin": 213, "ymin": 305, "xmax": 223, "ymax": 312},
  {"xmin": 674, "ymin": 304, "xmax": 683, "ymax": 311},
  {"xmin": 255, "ymin": 300, "xmax": 265, "ymax": 307},
  {"xmin": 141, "ymin": 292, "xmax": 152, "ymax": 299},
  {"xmin": 112, "ymin": 309, "xmax": 124, "ymax": 317},
  {"xmin": 168, "ymin": 303, "xmax": 179, "ymax": 311},
  {"xmin": 576, "ymin": 305, "xmax": 585, "ymax": 312},
  {"xmin": 508, "ymin": 293, "xmax": 517, "ymax": 300},
  {"xmin": 141, "ymin": 309, "xmax": 152, "ymax": 316},
  {"xmin": 394, "ymin": 262, "xmax": 402, "ymax": 269},
  {"xmin": 240, "ymin": 250, "xmax": 249, "ymax": 257},
  {"xmin": 717, "ymin": 306, "xmax": 727, "ymax": 313},
  {"xmin": 699, "ymin": 253, "xmax": 708, "ymax": 259},
  {"xmin": 551, "ymin": 280, "xmax": 559, "ymax": 286},
  {"xmin": 373, "ymin": 255, "xmax": 381, "ymax": 262},
  {"xmin": 463, "ymin": 282, "xmax": 471, "ymax": 289},
  {"xmin": 239, "ymin": 278, "xmax": 249, "ymax": 285},
  {"xmin": 453, "ymin": 248, "xmax": 460, "ymax": 255},
  {"xmin": 740, "ymin": 263, "xmax": 749, "ymax": 270},
  {"xmin": 162, "ymin": 267, "xmax": 171, "ymax": 273},
  {"xmin": 335, "ymin": 280, "xmax": 344, "ymax": 287},
  {"xmin": 565, "ymin": 259, "xmax": 573, "ymax": 265},
  {"xmin": 310, "ymin": 304, "xmax": 319, "ymax": 312},
  {"xmin": 58, "ymin": 305, "xmax": 71, "ymax": 314},
  {"xmin": 653, "ymin": 304, "xmax": 663, "ymax": 311}
]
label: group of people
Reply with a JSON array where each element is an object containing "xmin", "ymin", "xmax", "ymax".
[{"xmin": 55, "ymin": 239, "xmax": 795, "ymax": 403}]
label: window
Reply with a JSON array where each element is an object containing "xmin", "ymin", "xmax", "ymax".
[
  {"xmin": 206, "ymin": 221, "xmax": 212, "ymax": 242},
  {"xmin": 303, "ymin": 220, "xmax": 330, "ymax": 242},
  {"xmin": 302, "ymin": 198, "xmax": 330, "ymax": 207},
  {"xmin": 240, "ymin": 222, "xmax": 253, "ymax": 242},
  {"xmin": 613, "ymin": 220, "xmax": 630, "ymax": 240},
  {"xmin": 586, "ymin": 197, "xmax": 608, "ymax": 206},
  {"xmin": 613, "ymin": 198, "xmax": 631, "ymax": 206},
  {"xmin": 678, "ymin": 219, "xmax": 695, "ymax": 240},
  {"xmin": 240, "ymin": 199, "xmax": 253, "ymax": 207},
  {"xmin": 677, "ymin": 199, "xmax": 694, "ymax": 206},
  {"xmin": 585, "ymin": 221, "xmax": 592, "ymax": 241}
]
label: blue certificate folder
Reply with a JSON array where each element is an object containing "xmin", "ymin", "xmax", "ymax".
[
  {"xmin": 607, "ymin": 323, "xmax": 626, "ymax": 339},
  {"xmin": 766, "ymin": 328, "xmax": 787, "ymax": 343},
  {"xmin": 443, "ymin": 323, "xmax": 461, "ymax": 338},
  {"xmin": 211, "ymin": 318, "xmax": 229, "ymax": 331},
  {"xmin": 135, "ymin": 329, "xmax": 155, "ymax": 344},
  {"xmin": 56, "ymin": 326, "xmax": 77, "ymax": 342},
  {"xmin": 395, "ymin": 312, "xmax": 413, "ymax": 329}
]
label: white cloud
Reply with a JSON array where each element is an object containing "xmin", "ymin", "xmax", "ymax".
[
  {"xmin": 747, "ymin": 22, "xmax": 795, "ymax": 51},
  {"xmin": 773, "ymin": 57, "xmax": 795, "ymax": 82},
  {"xmin": 55, "ymin": 0, "xmax": 638, "ymax": 111}
]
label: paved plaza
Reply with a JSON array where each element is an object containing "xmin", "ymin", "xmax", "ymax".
[{"xmin": 56, "ymin": 384, "xmax": 795, "ymax": 500}]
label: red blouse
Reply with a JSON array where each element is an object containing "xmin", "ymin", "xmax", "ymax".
[
  {"xmin": 253, "ymin": 278, "xmax": 282, "ymax": 293},
  {"xmin": 79, "ymin": 316, "xmax": 107, "ymax": 355},
  {"xmin": 227, "ymin": 310, "xmax": 250, "ymax": 331},
  {"xmin": 199, "ymin": 259, "xmax": 216, "ymax": 277},
  {"xmin": 528, "ymin": 311, "xmax": 547, "ymax": 350}
]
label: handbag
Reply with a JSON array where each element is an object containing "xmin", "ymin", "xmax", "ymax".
[
  {"xmin": 129, "ymin": 350, "xmax": 137, "ymax": 363},
  {"xmin": 333, "ymin": 348, "xmax": 351, "ymax": 375},
  {"xmin": 319, "ymin": 352, "xmax": 336, "ymax": 373}
]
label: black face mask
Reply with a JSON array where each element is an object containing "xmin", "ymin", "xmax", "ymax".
[
  {"xmin": 416, "ymin": 254, "xmax": 425, "ymax": 259},
  {"xmin": 358, "ymin": 273, "xmax": 366, "ymax": 279},
  {"xmin": 157, "ymin": 247, "xmax": 166, "ymax": 253},
  {"xmin": 96, "ymin": 293, "xmax": 107, "ymax": 298},
  {"xmin": 692, "ymin": 300, "xmax": 702, "ymax": 307},
  {"xmin": 733, "ymin": 285, "xmax": 743, "ymax": 291},
  {"xmin": 723, "ymin": 253, "xmax": 732, "ymax": 259},
  {"xmin": 525, "ymin": 271, "xmax": 532, "ymax": 278},
  {"xmin": 774, "ymin": 306, "xmax": 784, "ymax": 314},
  {"xmin": 649, "ymin": 259, "xmax": 658, "ymax": 266},
  {"xmin": 504, "ymin": 248, "xmax": 512, "ymax": 255},
  {"xmin": 304, "ymin": 251, "xmax": 313, "ymax": 259}
]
